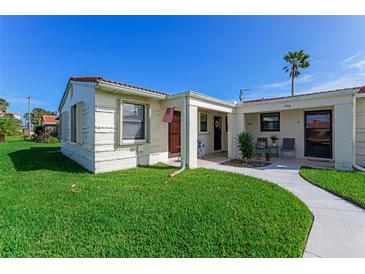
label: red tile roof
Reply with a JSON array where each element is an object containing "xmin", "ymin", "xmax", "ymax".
[
  {"xmin": 42, "ymin": 115, "xmax": 58, "ymax": 123},
  {"xmin": 244, "ymin": 86, "xmax": 364, "ymax": 103},
  {"xmin": 69, "ymin": 76, "xmax": 168, "ymax": 96}
]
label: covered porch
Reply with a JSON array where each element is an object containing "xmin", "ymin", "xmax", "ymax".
[
  {"xmin": 164, "ymin": 151, "xmax": 230, "ymax": 168},
  {"xmin": 161, "ymin": 88, "xmax": 358, "ymax": 171},
  {"xmin": 239, "ymin": 90, "xmax": 356, "ymax": 170},
  {"xmin": 165, "ymin": 151, "xmax": 335, "ymax": 169},
  {"xmin": 163, "ymin": 91, "xmax": 235, "ymax": 169}
]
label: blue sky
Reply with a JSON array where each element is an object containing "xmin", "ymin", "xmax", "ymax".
[{"xmin": 1, "ymin": 16, "xmax": 365, "ymax": 117}]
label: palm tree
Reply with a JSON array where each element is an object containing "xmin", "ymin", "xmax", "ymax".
[
  {"xmin": 0, "ymin": 98, "xmax": 9, "ymax": 114},
  {"xmin": 23, "ymin": 108, "xmax": 56, "ymax": 129},
  {"xmin": 283, "ymin": 50, "xmax": 310, "ymax": 96}
]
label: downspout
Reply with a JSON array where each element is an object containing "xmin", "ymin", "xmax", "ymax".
[
  {"xmin": 170, "ymin": 95, "xmax": 187, "ymax": 177},
  {"xmin": 354, "ymin": 164, "xmax": 365, "ymax": 172},
  {"xmin": 352, "ymin": 93, "xmax": 365, "ymax": 172}
]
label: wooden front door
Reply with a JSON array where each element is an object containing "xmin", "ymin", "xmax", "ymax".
[
  {"xmin": 214, "ymin": 116, "xmax": 222, "ymax": 151},
  {"xmin": 168, "ymin": 111, "xmax": 181, "ymax": 157}
]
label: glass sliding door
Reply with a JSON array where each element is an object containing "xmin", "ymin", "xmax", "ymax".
[{"xmin": 305, "ymin": 110, "xmax": 332, "ymax": 159}]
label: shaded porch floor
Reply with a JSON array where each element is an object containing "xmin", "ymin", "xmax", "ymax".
[
  {"xmin": 164, "ymin": 152, "xmax": 335, "ymax": 169},
  {"xmin": 270, "ymin": 157, "xmax": 335, "ymax": 169}
]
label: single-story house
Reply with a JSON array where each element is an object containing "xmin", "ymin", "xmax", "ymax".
[
  {"xmin": 58, "ymin": 76, "xmax": 365, "ymax": 173},
  {"xmin": 40, "ymin": 115, "xmax": 59, "ymax": 134},
  {"xmin": 4, "ymin": 112, "xmax": 21, "ymax": 121}
]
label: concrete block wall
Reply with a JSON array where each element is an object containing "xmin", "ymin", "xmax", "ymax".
[
  {"xmin": 93, "ymin": 90, "xmax": 168, "ymax": 173},
  {"xmin": 356, "ymin": 97, "xmax": 365, "ymax": 167},
  {"xmin": 60, "ymin": 83, "xmax": 95, "ymax": 172}
]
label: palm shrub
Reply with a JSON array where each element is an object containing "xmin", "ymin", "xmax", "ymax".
[
  {"xmin": 0, "ymin": 115, "xmax": 22, "ymax": 142},
  {"xmin": 236, "ymin": 131, "xmax": 255, "ymax": 160}
]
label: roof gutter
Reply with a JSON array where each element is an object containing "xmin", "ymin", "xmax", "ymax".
[
  {"xmin": 168, "ymin": 91, "xmax": 236, "ymax": 108},
  {"xmin": 240, "ymin": 88, "xmax": 361, "ymax": 107},
  {"xmin": 96, "ymin": 81, "xmax": 167, "ymax": 100}
]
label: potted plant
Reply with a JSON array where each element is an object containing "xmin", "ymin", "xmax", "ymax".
[
  {"xmin": 265, "ymin": 152, "xmax": 272, "ymax": 162},
  {"xmin": 270, "ymin": 135, "xmax": 279, "ymax": 147}
]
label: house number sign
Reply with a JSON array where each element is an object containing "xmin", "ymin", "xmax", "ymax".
[{"xmin": 284, "ymin": 104, "xmax": 291, "ymax": 108}]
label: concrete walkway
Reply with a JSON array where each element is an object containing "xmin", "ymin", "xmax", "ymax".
[{"xmin": 205, "ymin": 162, "xmax": 365, "ymax": 258}]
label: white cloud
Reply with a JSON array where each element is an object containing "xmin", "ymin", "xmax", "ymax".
[
  {"xmin": 301, "ymin": 54, "xmax": 365, "ymax": 94},
  {"xmin": 348, "ymin": 59, "xmax": 365, "ymax": 70},
  {"xmin": 259, "ymin": 80, "xmax": 291, "ymax": 89},
  {"xmin": 257, "ymin": 74, "xmax": 313, "ymax": 90},
  {"xmin": 340, "ymin": 55, "xmax": 359, "ymax": 64},
  {"xmin": 300, "ymin": 74, "xmax": 364, "ymax": 94}
]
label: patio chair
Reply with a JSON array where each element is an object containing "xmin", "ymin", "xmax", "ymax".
[
  {"xmin": 281, "ymin": 138, "xmax": 296, "ymax": 158},
  {"xmin": 197, "ymin": 140, "xmax": 206, "ymax": 159},
  {"xmin": 255, "ymin": 137, "xmax": 268, "ymax": 158}
]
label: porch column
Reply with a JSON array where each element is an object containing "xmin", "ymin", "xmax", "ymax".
[
  {"xmin": 179, "ymin": 97, "xmax": 198, "ymax": 169},
  {"xmin": 228, "ymin": 112, "xmax": 245, "ymax": 159},
  {"xmin": 180, "ymin": 98, "xmax": 188, "ymax": 168},
  {"xmin": 187, "ymin": 104, "xmax": 198, "ymax": 168},
  {"xmin": 334, "ymin": 103, "xmax": 354, "ymax": 170}
]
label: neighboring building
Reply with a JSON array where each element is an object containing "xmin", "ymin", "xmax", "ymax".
[
  {"xmin": 58, "ymin": 76, "xmax": 365, "ymax": 173},
  {"xmin": 40, "ymin": 115, "xmax": 59, "ymax": 135},
  {"xmin": 22, "ymin": 128, "xmax": 33, "ymax": 136},
  {"xmin": 1, "ymin": 111, "xmax": 21, "ymax": 120}
]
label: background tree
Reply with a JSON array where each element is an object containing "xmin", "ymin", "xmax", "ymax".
[
  {"xmin": 0, "ymin": 115, "xmax": 22, "ymax": 141},
  {"xmin": 283, "ymin": 50, "xmax": 310, "ymax": 96},
  {"xmin": 23, "ymin": 108, "xmax": 56, "ymax": 128},
  {"xmin": 0, "ymin": 98, "xmax": 9, "ymax": 114}
]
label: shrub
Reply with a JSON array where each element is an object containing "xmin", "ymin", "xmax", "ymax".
[
  {"xmin": 46, "ymin": 135, "xmax": 59, "ymax": 143},
  {"xmin": 34, "ymin": 125, "xmax": 44, "ymax": 136},
  {"xmin": 236, "ymin": 132, "xmax": 255, "ymax": 160},
  {"xmin": 0, "ymin": 115, "xmax": 22, "ymax": 142},
  {"xmin": 32, "ymin": 125, "xmax": 59, "ymax": 143},
  {"xmin": 33, "ymin": 133, "xmax": 59, "ymax": 143}
]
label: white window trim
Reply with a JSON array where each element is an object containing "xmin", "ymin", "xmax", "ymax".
[
  {"xmin": 59, "ymin": 112, "xmax": 63, "ymax": 141},
  {"xmin": 70, "ymin": 104, "xmax": 77, "ymax": 144},
  {"xmin": 119, "ymin": 99, "xmax": 150, "ymax": 146},
  {"xmin": 70, "ymin": 102, "xmax": 83, "ymax": 145},
  {"xmin": 199, "ymin": 112, "xmax": 209, "ymax": 134}
]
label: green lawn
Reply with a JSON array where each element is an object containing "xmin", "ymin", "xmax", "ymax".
[
  {"xmin": 300, "ymin": 167, "xmax": 365, "ymax": 208},
  {"xmin": 0, "ymin": 138, "xmax": 312, "ymax": 257}
]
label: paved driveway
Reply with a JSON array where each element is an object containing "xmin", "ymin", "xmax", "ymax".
[{"xmin": 206, "ymin": 162, "xmax": 365, "ymax": 258}]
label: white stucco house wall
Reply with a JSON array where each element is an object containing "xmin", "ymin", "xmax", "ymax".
[{"xmin": 58, "ymin": 76, "xmax": 365, "ymax": 173}]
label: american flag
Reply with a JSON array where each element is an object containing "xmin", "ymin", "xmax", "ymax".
[{"xmin": 162, "ymin": 107, "xmax": 175, "ymax": 123}]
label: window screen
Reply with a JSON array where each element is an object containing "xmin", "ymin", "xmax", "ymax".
[
  {"xmin": 200, "ymin": 113, "xmax": 208, "ymax": 132},
  {"xmin": 122, "ymin": 103, "xmax": 145, "ymax": 140},
  {"xmin": 260, "ymin": 112, "xmax": 280, "ymax": 132},
  {"xmin": 71, "ymin": 105, "xmax": 77, "ymax": 142}
]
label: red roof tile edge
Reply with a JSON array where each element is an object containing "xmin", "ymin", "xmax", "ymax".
[
  {"xmin": 69, "ymin": 76, "xmax": 168, "ymax": 96},
  {"xmin": 41, "ymin": 115, "xmax": 58, "ymax": 123},
  {"xmin": 244, "ymin": 86, "xmax": 364, "ymax": 103}
]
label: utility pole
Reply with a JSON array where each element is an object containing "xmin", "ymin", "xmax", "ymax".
[{"xmin": 27, "ymin": 96, "xmax": 31, "ymax": 132}]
